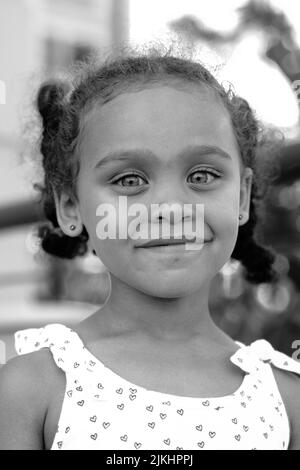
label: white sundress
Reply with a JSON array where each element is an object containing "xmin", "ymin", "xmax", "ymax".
[{"xmin": 14, "ymin": 323, "xmax": 300, "ymax": 450}]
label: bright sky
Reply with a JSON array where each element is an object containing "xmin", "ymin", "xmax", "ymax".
[{"xmin": 129, "ymin": 0, "xmax": 300, "ymax": 130}]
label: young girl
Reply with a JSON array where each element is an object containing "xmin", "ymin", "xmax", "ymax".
[{"xmin": 1, "ymin": 44, "xmax": 300, "ymax": 450}]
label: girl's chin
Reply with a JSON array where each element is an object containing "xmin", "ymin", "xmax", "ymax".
[{"xmin": 136, "ymin": 278, "xmax": 205, "ymax": 299}]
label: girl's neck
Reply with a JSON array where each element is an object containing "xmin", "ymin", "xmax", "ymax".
[{"xmin": 97, "ymin": 274, "xmax": 225, "ymax": 345}]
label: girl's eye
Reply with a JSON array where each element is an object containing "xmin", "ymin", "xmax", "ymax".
[
  {"xmin": 187, "ymin": 169, "xmax": 220, "ymax": 185},
  {"xmin": 113, "ymin": 173, "xmax": 147, "ymax": 187}
]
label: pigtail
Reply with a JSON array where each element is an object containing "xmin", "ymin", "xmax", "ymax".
[
  {"xmin": 228, "ymin": 95, "xmax": 281, "ymax": 284},
  {"xmin": 231, "ymin": 191, "xmax": 279, "ymax": 284},
  {"xmin": 37, "ymin": 81, "xmax": 69, "ymax": 138},
  {"xmin": 36, "ymin": 80, "xmax": 89, "ymax": 258}
]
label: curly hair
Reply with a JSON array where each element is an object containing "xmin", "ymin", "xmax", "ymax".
[{"xmin": 34, "ymin": 43, "xmax": 282, "ymax": 284}]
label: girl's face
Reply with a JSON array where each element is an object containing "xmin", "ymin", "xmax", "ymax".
[{"xmin": 61, "ymin": 85, "xmax": 252, "ymax": 298}]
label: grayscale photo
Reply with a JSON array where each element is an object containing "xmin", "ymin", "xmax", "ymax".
[{"xmin": 0, "ymin": 0, "xmax": 300, "ymax": 453}]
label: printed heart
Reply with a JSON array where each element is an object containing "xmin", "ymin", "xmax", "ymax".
[
  {"xmin": 247, "ymin": 396, "xmax": 252, "ymax": 401},
  {"xmin": 235, "ymin": 435, "xmax": 241, "ymax": 441},
  {"xmin": 117, "ymin": 403, "xmax": 124, "ymax": 410},
  {"xmin": 129, "ymin": 394, "xmax": 136, "ymax": 400},
  {"xmin": 232, "ymin": 418, "xmax": 238, "ymax": 424},
  {"xmin": 283, "ymin": 361, "xmax": 289, "ymax": 366},
  {"xmin": 116, "ymin": 388, "xmax": 123, "ymax": 394},
  {"xmin": 97, "ymin": 383, "xmax": 104, "ymax": 389},
  {"xmin": 263, "ymin": 433, "xmax": 268, "ymax": 439},
  {"xmin": 148, "ymin": 422, "xmax": 155, "ymax": 429},
  {"xmin": 120, "ymin": 435, "xmax": 128, "ymax": 442},
  {"xmin": 241, "ymin": 402, "xmax": 246, "ymax": 408},
  {"xmin": 90, "ymin": 433, "xmax": 98, "ymax": 440},
  {"xmin": 134, "ymin": 442, "xmax": 142, "ymax": 449},
  {"xmin": 94, "ymin": 395, "xmax": 100, "ymax": 399},
  {"xmin": 76, "ymin": 386, "xmax": 83, "ymax": 392},
  {"xmin": 89, "ymin": 360, "xmax": 96, "ymax": 366},
  {"xmin": 202, "ymin": 400, "xmax": 210, "ymax": 406},
  {"xmin": 90, "ymin": 416, "xmax": 97, "ymax": 422},
  {"xmin": 130, "ymin": 388, "xmax": 137, "ymax": 394},
  {"xmin": 260, "ymin": 417, "xmax": 265, "ymax": 422},
  {"xmin": 197, "ymin": 441, "xmax": 205, "ymax": 448},
  {"xmin": 237, "ymin": 358, "xmax": 243, "ymax": 363},
  {"xmin": 77, "ymin": 400, "xmax": 84, "ymax": 406},
  {"xmin": 177, "ymin": 409, "xmax": 184, "ymax": 415},
  {"xmin": 196, "ymin": 425, "xmax": 203, "ymax": 431},
  {"xmin": 74, "ymin": 362, "xmax": 80, "ymax": 368},
  {"xmin": 57, "ymin": 441, "xmax": 63, "ymax": 449},
  {"xmin": 146, "ymin": 405, "xmax": 153, "ymax": 412},
  {"xmin": 269, "ymin": 425, "xmax": 274, "ymax": 431},
  {"xmin": 160, "ymin": 413, "xmax": 167, "ymax": 419},
  {"xmin": 240, "ymin": 391, "xmax": 245, "ymax": 396},
  {"xmin": 67, "ymin": 390, "xmax": 73, "ymax": 398},
  {"xmin": 65, "ymin": 427, "xmax": 70, "ymax": 433},
  {"xmin": 163, "ymin": 438, "xmax": 171, "ymax": 445},
  {"xmin": 103, "ymin": 422, "xmax": 110, "ymax": 429},
  {"xmin": 209, "ymin": 431, "xmax": 216, "ymax": 438},
  {"xmin": 34, "ymin": 342, "xmax": 40, "ymax": 347},
  {"xmin": 243, "ymin": 426, "xmax": 249, "ymax": 432}
]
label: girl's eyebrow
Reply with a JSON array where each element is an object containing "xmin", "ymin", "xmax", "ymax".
[{"xmin": 94, "ymin": 145, "xmax": 232, "ymax": 169}]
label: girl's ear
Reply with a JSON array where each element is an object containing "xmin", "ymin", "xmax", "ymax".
[
  {"xmin": 53, "ymin": 189, "xmax": 83, "ymax": 237},
  {"xmin": 239, "ymin": 167, "xmax": 253, "ymax": 225}
]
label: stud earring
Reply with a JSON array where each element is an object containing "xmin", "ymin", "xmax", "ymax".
[
  {"xmin": 70, "ymin": 224, "xmax": 76, "ymax": 231},
  {"xmin": 239, "ymin": 214, "xmax": 243, "ymax": 220}
]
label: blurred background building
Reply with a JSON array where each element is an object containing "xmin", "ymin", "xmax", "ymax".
[{"xmin": 0, "ymin": 0, "xmax": 300, "ymax": 362}]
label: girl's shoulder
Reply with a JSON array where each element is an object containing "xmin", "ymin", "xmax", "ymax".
[
  {"xmin": 0, "ymin": 346, "xmax": 64, "ymax": 411},
  {"xmin": 0, "ymin": 348, "xmax": 63, "ymax": 449}
]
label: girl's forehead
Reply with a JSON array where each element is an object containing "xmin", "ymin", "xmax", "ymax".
[
  {"xmin": 84, "ymin": 84, "xmax": 225, "ymax": 124},
  {"xmin": 79, "ymin": 85, "xmax": 239, "ymax": 165}
]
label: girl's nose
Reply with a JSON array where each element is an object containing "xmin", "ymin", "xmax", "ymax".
[{"xmin": 151, "ymin": 201, "xmax": 193, "ymax": 225}]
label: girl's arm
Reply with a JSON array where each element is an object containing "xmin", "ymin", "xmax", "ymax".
[
  {"xmin": 0, "ymin": 350, "xmax": 50, "ymax": 450},
  {"xmin": 271, "ymin": 366, "xmax": 300, "ymax": 450}
]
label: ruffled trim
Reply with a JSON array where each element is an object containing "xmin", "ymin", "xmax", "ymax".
[
  {"xmin": 14, "ymin": 323, "xmax": 89, "ymax": 377},
  {"xmin": 230, "ymin": 339, "xmax": 300, "ymax": 376}
]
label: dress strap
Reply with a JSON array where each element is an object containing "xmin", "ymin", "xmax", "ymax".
[
  {"xmin": 14, "ymin": 323, "xmax": 89, "ymax": 377},
  {"xmin": 231, "ymin": 339, "xmax": 300, "ymax": 376}
]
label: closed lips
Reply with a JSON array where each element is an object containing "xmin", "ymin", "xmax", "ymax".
[{"xmin": 136, "ymin": 238, "xmax": 211, "ymax": 248}]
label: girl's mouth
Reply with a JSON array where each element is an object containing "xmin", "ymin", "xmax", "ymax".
[{"xmin": 136, "ymin": 239, "xmax": 212, "ymax": 254}]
